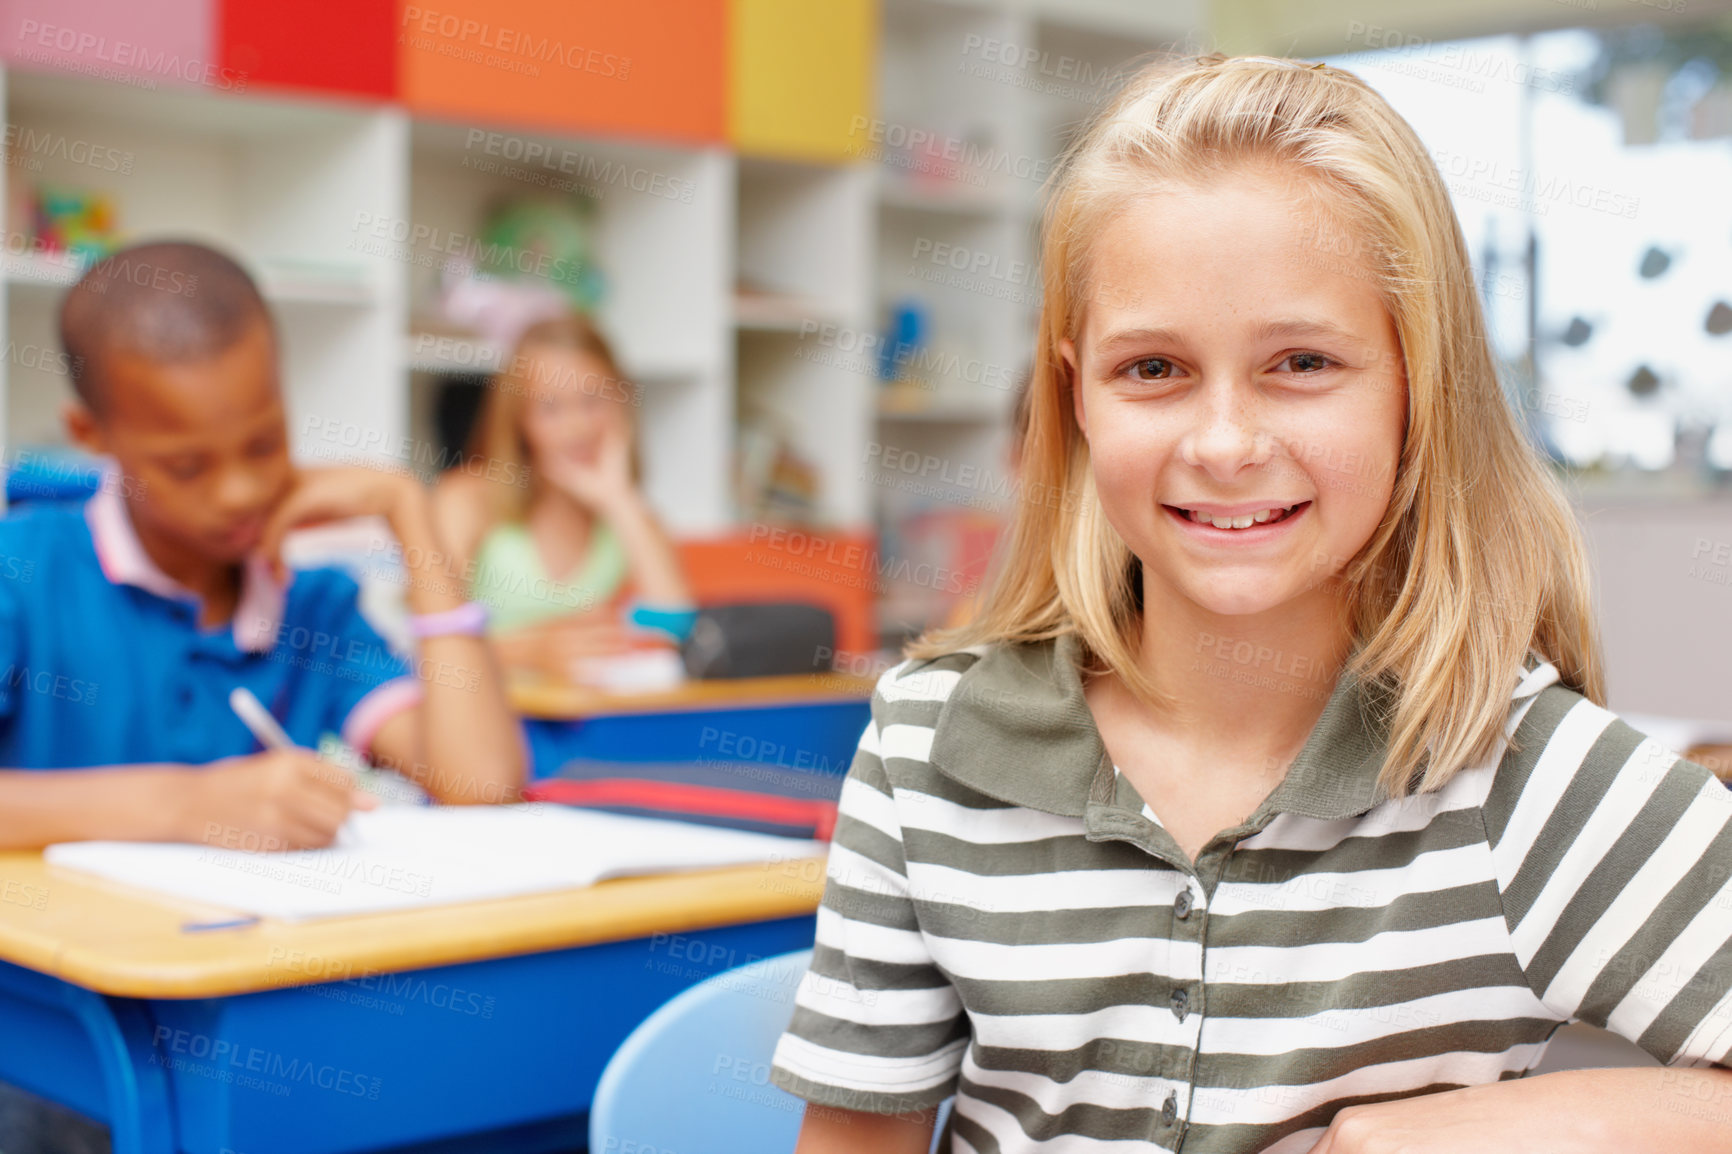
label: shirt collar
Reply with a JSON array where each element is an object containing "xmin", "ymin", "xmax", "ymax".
[
  {"xmin": 926, "ymin": 632, "xmax": 1436, "ymax": 824},
  {"xmin": 84, "ymin": 477, "xmax": 285, "ymax": 653}
]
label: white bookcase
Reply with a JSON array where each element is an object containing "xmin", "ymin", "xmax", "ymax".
[
  {"xmin": 404, "ymin": 120, "xmax": 733, "ymax": 534},
  {"xmin": 0, "ymin": 0, "xmax": 1194, "ymax": 648},
  {"xmin": 867, "ymin": 0, "xmax": 1195, "ymax": 639},
  {"xmin": 0, "ymin": 63, "xmax": 871, "ymax": 542},
  {"xmin": 734, "ymin": 156, "xmax": 876, "ymax": 528},
  {"xmin": 0, "ymin": 68, "xmax": 406, "ymax": 465}
]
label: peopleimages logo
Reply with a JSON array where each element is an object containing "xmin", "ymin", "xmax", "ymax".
[
  {"xmin": 844, "ymin": 116, "xmax": 1053, "ymax": 183},
  {"xmin": 399, "ymin": 7, "xmax": 631, "ymax": 79},
  {"xmin": 15, "ymin": 21, "xmax": 247, "ymax": 91}
]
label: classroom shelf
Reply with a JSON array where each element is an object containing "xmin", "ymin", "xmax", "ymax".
[
  {"xmin": 877, "ymin": 398, "xmax": 1006, "ymax": 423},
  {"xmin": 0, "ymin": 0, "xmax": 1194, "ymax": 636},
  {"xmin": 403, "ymin": 331, "xmax": 509, "ymax": 375},
  {"xmin": 866, "ymin": 0, "xmax": 1188, "ymax": 639},
  {"xmin": 732, "ymin": 155, "xmax": 875, "ymax": 528},
  {"xmin": 877, "ymin": 170, "xmax": 1011, "ymax": 218},
  {"xmin": 0, "ymin": 65, "xmax": 407, "ymax": 456},
  {"xmin": 732, "ymin": 291, "xmax": 845, "ymax": 333},
  {"xmin": 0, "ymin": 252, "xmax": 85, "ymax": 290}
]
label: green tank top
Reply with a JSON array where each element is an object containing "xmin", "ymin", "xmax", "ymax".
[{"xmin": 470, "ymin": 519, "xmax": 630, "ymax": 633}]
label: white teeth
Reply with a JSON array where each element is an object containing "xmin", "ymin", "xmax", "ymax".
[{"xmin": 1186, "ymin": 504, "xmax": 1292, "ymax": 529}]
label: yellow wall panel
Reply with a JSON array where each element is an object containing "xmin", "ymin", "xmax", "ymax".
[{"xmin": 730, "ymin": 0, "xmax": 875, "ymax": 163}]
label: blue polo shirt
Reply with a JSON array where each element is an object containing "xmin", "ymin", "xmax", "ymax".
[{"xmin": 0, "ymin": 488, "xmax": 422, "ymax": 770}]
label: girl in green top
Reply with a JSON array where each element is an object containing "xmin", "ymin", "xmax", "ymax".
[{"xmin": 434, "ymin": 313, "xmax": 692, "ymax": 680}]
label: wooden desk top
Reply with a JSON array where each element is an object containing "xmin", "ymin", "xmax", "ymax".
[
  {"xmin": 0, "ymin": 851, "xmax": 827, "ymax": 1000},
  {"xmin": 508, "ymin": 672, "xmax": 875, "ymax": 720}
]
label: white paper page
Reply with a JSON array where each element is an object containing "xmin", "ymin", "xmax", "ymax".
[{"xmin": 45, "ymin": 804, "xmax": 825, "ymax": 922}]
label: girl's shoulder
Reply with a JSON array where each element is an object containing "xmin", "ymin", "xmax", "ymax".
[
  {"xmin": 869, "ymin": 634, "xmax": 1069, "ymax": 714},
  {"xmin": 1484, "ymin": 658, "xmax": 1714, "ymax": 822},
  {"xmin": 864, "ymin": 636, "xmax": 1102, "ymax": 817}
]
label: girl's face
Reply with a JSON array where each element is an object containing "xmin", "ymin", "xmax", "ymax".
[
  {"xmin": 515, "ymin": 345, "xmax": 630, "ymax": 468},
  {"xmin": 1064, "ymin": 168, "xmax": 1407, "ymax": 621}
]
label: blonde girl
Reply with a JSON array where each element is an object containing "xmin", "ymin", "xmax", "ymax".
[
  {"xmin": 434, "ymin": 313, "xmax": 692, "ymax": 677},
  {"xmin": 770, "ymin": 54, "xmax": 1732, "ymax": 1153}
]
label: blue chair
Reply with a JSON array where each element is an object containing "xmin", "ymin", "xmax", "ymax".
[
  {"xmin": 590, "ymin": 948, "xmax": 953, "ymax": 1153},
  {"xmin": 589, "ymin": 949, "xmax": 814, "ymax": 1154},
  {"xmin": 4, "ymin": 447, "xmax": 106, "ymax": 507}
]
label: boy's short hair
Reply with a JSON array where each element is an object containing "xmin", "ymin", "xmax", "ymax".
[{"xmin": 59, "ymin": 240, "xmax": 273, "ymax": 411}]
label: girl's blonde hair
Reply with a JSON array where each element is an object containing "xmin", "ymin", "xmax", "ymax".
[
  {"xmin": 465, "ymin": 312, "xmax": 639, "ymax": 522},
  {"xmin": 911, "ymin": 53, "xmax": 1604, "ymax": 798}
]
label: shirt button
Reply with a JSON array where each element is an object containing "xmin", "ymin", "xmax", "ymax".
[
  {"xmin": 1162, "ymin": 1090, "xmax": 1178, "ymax": 1126},
  {"xmin": 1171, "ymin": 987, "xmax": 1189, "ymax": 1021},
  {"xmin": 1174, "ymin": 889, "xmax": 1193, "ymax": 920}
]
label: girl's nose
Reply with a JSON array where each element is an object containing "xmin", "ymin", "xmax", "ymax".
[{"xmin": 1180, "ymin": 380, "xmax": 1271, "ymax": 477}]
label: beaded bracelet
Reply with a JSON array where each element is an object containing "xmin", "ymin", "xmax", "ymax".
[{"xmin": 409, "ymin": 600, "xmax": 490, "ymax": 639}]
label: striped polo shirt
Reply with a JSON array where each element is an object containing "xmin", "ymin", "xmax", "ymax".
[{"xmin": 769, "ymin": 634, "xmax": 1732, "ymax": 1152}]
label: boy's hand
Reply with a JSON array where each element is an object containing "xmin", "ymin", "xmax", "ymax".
[
  {"xmin": 255, "ymin": 466, "xmax": 425, "ymax": 583},
  {"xmin": 186, "ymin": 749, "xmax": 379, "ymax": 851}
]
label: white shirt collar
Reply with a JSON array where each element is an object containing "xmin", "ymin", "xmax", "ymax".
[{"xmin": 83, "ymin": 474, "xmax": 285, "ymax": 653}]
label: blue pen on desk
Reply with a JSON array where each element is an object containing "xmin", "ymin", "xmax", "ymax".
[{"xmin": 181, "ymin": 916, "xmax": 261, "ymax": 932}]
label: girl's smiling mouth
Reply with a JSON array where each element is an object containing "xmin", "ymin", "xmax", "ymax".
[{"xmin": 1163, "ymin": 500, "xmax": 1311, "ymax": 532}]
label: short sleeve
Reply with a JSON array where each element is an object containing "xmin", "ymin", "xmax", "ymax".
[
  {"xmin": 281, "ymin": 570, "xmax": 423, "ymax": 757},
  {"xmin": 1482, "ymin": 683, "xmax": 1732, "ymax": 1067},
  {"xmin": 769, "ymin": 670, "xmax": 969, "ymax": 1114}
]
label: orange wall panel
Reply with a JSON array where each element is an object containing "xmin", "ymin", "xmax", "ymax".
[{"xmin": 396, "ymin": 0, "xmax": 725, "ymax": 144}]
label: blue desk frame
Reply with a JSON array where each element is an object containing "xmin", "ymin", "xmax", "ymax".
[
  {"xmin": 525, "ymin": 698, "xmax": 870, "ymax": 781},
  {"xmin": 0, "ymin": 914, "xmax": 816, "ymax": 1154}
]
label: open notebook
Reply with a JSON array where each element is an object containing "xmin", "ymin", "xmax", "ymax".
[{"xmin": 44, "ymin": 805, "xmax": 826, "ymax": 922}]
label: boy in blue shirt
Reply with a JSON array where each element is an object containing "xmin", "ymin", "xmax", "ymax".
[{"xmin": 0, "ymin": 241, "xmax": 526, "ymax": 851}]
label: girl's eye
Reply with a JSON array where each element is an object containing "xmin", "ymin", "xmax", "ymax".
[
  {"xmin": 163, "ymin": 459, "xmax": 204, "ymax": 481},
  {"xmin": 1128, "ymin": 357, "xmax": 1176, "ymax": 381},
  {"xmin": 1280, "ymin": 352, "xmax": 1334, "ymax": 373}
]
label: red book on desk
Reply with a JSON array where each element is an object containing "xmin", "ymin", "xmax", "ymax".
[{"xmin": 523, "ymin": 760, "xmax": 840, "ymax": 841}]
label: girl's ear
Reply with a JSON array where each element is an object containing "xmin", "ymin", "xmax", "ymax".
[{"xmin": 1061, "ymin": 337, "xmax": 1087, "ymax": 439}]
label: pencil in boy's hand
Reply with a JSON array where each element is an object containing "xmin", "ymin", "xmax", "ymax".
[{"xmin": 228, "ymin": 687, "xmax": 295, "ymax": 751}]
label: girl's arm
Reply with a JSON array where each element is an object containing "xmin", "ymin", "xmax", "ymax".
[
  {"xmin": 492, "ymin": 610, "xmax": 632, "ymax": 680},
  {"xmin": 1358, "ymin": 696, "xmax": 1732, "ymax": 1154},
  {"xmin": 794, "ymin": 1104, "xmax": 937, "ymax": 1154},
  {"xmin": 1305, "ymin": 1066, "xmax": 1732, "ymax": 1153},
  {"xmin": 768, "ymin": 676, "xmax": 968, "ymax": 1139},
  {"xmin": 595, "ymin": 487, "xmax": 691, "ymax": 607}
]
